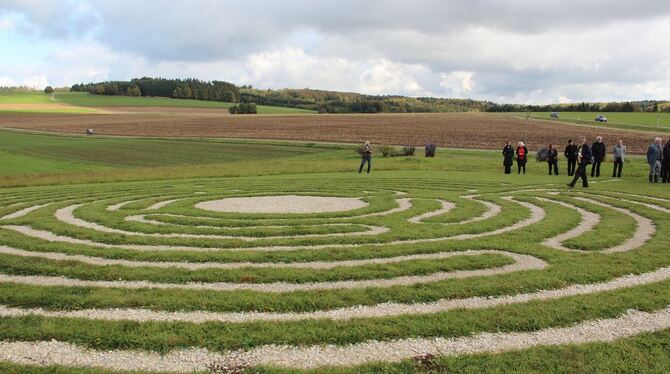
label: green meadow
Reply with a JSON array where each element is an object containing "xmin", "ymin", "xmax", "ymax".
[
  {"xmin": 53, "ymin": 92, "xmax": 316, "ymax": 114},
  {"xmin": 0, "ymin": 129, "xmax": 669, "ymax": 373},
  {"xmin": 521, "ymin": 111, "xmax": 670, "ymax": 131}
]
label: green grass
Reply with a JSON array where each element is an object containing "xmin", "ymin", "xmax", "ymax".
[
  {"xmin": 53, "ymin": 92, "xmax": 316, "ymax": 114},
  {"xmin": 519, "ymin": 111, "xmax": 670, "ymax": 131},
  {"xmin": 1, "ymin": 130, "xmax": 670, "ymax": 372},
  {"xmin": 0, "ymin": 92, "xmax": 53, "ymax": 104},
  {"xmin": 0, "ymin": 130, "xmax": 341, "ymax": 175},
  {"xmin": 0, "ymin": 92, "xmax": 95, "ymax": 113}
]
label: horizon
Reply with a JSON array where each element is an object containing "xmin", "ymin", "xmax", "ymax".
[{"xmin": 2, "ymin": 1, "xmax": 670, "ymax": 105}]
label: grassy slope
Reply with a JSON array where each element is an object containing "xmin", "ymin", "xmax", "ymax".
[
  {"xmin": 521, "ymin": 111, "xmax": 670, "ymax": 131},
  {"xmin": 0, "ymin": 93, "xmax": 52, "ymax": 104},
  {"xmin": 54, "ymin": 92, "xmax": 316, "ymax": 114},
  {"xmin": 0, "ymin": 93, "xmax": 94, "ymax": 114},
  {"xmin": 0, "ymin": 130, "xmax": 342, "ymax": 176}
]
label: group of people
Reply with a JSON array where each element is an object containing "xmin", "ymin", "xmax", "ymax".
[
  {"xmin": 502, "ymin": 136, "xmax": 670, "ymax": 187},
  {"xmin": 646, "ymin": 137, "xmax": 670, "ymax": 184},
  {"xmin": 357, "ymin": 138, "xmax": 670, "ymax": 187}
]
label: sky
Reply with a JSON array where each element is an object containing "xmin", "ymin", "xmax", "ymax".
[{"xmin": 1, "ymin": 0, "xmax": 670, "ymax": 104}]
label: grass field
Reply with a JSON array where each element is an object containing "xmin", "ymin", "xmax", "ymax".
[
  {"xmin": 53, "ymin": 92, "xmax": 316, "ymax": 114},
  {"xmin": 522, "ymin": 111, "xmax": 670, "ymax": 131},
  {"xmin": 0, "ymin": 130, "xmax": 669, "ymax": 373},
  {"xmin": 0, "ymin": 93, "xmax": 95, "ymax": 114}
]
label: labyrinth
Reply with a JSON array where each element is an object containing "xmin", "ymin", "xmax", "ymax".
[{"xmin": 0, "ymin": 174, "xmax": 669, "ymax": 372}]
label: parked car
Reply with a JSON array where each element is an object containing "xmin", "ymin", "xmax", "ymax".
[
  {"xmin": 595, "ymin": 115, "xmax": 608, "ymax": 123},
  {"xmin": 550, "ymin": 112, "xmax": 559, "ymax": 119}
]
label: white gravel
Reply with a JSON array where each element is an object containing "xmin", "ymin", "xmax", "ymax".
[
  {"xmin": 408, "ymin": 200, "xmax": 455, "ymax": 223},
  {"xmin": 195, "ymin": 195, "xmax": 368, "ymax": 214},
  {"xmin": 2, "ymin": 196, "xmax": 546, "ymax": 253},
  {"xmin": 538, "ymin": 197, "xmax": 601, "ymax": 251},
  {"xmin": 107, "ymin": 200, "xmax": 140, "ymax": 211},
  {"xmin": 0, "ymin": 246, "xmax": 519, "ymax": 270},
  {"xmin": 0, "ymin": 307, "xmax": 668, "ymax": 371},
  {"xmin": 0, "ymin": 250, "xmax": 545, "ymax": 293},
  {"xmin": 573, "ymin": 197, "xmax": 655, "ymax": 253},
  {"xmin": 55, "ymin": 204, "xmax": 389, "ymax": 241},
  {"xmin": 1, "ymin": 266, "xmax": 668, "ymax": 324},
  {"xmin": 0, "ymin": 203, "xmax": 51, "ymax": 220},
  {"xmin": 145, "ymin": 199, "xmax": 181, "ymax": 210}
]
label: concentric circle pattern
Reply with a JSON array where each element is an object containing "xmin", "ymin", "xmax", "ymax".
[{"xmin": 0, "ymin": 176, "xmax": 668, "ymax": 372}]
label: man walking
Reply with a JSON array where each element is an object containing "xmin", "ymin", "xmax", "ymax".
[
  {"xmin": 591, "ymin": 136, "xmax": 606, "ymax": 177},
  {"xmin": 567, "ymin": 137, "xmax": 592, "ymax": 188},
  {"xmin": 662, "ymin": 139, "xmax": 670, "ymax": 183},
  {"xmin": 564, "ymin": 139, "xmax": 578, "ymax": 176},
  {"xmin": 647, "ymin": 137, "xmax": 663, "ymax": 183},
  {"xmin": 612, "ymin": 139, "xmax": 626, "ymax": 178}
]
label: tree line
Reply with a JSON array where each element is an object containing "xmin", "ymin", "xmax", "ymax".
[
  {"xmin": 67, "ymin": 78, "xmax": 669, "ymax": 114},
  {"xmin": 486, "ymin": 100, "xmax": 670, "ymax": 113},
  {"xmin": 70, "ymin": 78, "xmax": 240, "ymax": 103},
  {"xmin": 238, "ymin": 87, "xmax": 492, "ymax": 113}
]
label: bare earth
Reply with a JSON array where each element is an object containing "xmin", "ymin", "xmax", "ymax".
[{"xmin": 1, "ymin": 110, "xmax": 667, "ymax": 153}]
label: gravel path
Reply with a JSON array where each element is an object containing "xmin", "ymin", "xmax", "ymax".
[
  {"xmin": 0, "ymin": 203, "xmax": 51, "ymax": 220},
  {"xmin": 196, "ymin": 195, "xmax": 368, "ymax": 214},
  {"xmin": 446, "ymin": 197, "xmax": 544, "ymax": 241},
  {"xmin": 1, "ymin": 266, "xmax": 668, "ymax": 324},
  {"xmin": 0, "ymin": 251, "xmax": 545, "ymax": 293},
  {"xmin": 408, "ymin": 200, "xmax": 455, "ymax": 223},
  {"xmin": 573, "ymin": 197, "xmax": 655, "ymax": 253},
  {"xmin": 56, "ymin": 204, "xmax": 389, "ymax": 240},
  {"xmin": 2, "ymin": 196, "xmax": 545, "ymax": 253},
  {"xmin": 0, "ymin": 307, "xmax": 668, "ymax": 371},
  {"xmin": 145, "ymin": 199, "xmax": 181, "ymax": 210},
  {"xmin": 453, "ymin": 195, "xmax": 502, "ymax": 224},
  {"xmin": 538, "ymin": 197, "xmax": 601, "ymax": 251},
  {"xmin": 0, "ymin": 246, "xmax": 518, "ymax": 270},
  {"xmin": 106, "ymin": 200, "xmax": 140, "ymax": 211}
]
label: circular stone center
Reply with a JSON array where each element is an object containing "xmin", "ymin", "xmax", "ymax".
[{"xmin": 195, "ymin": 195, "xmax": 368, "ymax": 214}]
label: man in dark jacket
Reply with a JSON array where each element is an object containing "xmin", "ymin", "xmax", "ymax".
[
  {"xmin": 547, "ymin": 144, "xmax": 559, "ymax": 175},
  {"xmin": 502, "ymin": 141, "xmax": 514, "ymax": 174},
  {"xmin": 568, "ymin": 137, "xmax": 592, "ymax": 188},
  {"xmin": 564, "ymin": 139, "xmax": 578, "ymax": 176},
  {"xmin": 647, "ymin": 137, "xmax": 663, "ymax": 183},
  {"xmin": 662, "ymin": 139, "xmax": 670, "ymax": 183},
  {"xmin": 590, "ymin": 136, "xmax": 606, "ymax": 177}
]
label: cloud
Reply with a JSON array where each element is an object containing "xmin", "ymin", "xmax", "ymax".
[{"xmin": 2, "ymin": 0, "xmax": 670, "ymax": 103}]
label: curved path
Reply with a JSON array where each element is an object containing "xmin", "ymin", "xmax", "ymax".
[
  {"xmin": 1, "ymin": 197, "xmax": 544, "ymax": 252},
  {"xmin": 0, "ymin": 266, "xmax": 667, "ymax": 324},
  {"xmin": 0, "ymin": 307, "xmax": 668, "ymax": 371},
  {"xmin": 0, "ymin": 250, "xmax": 545, "ymax": 293}
]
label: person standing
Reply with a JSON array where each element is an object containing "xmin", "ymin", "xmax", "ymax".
[
  {"xmin": 547, "ymin": 144, "xmax": 559, "ymax": 175},
  {"xmin": 359, "ymin": 141, "xmax": 373, "ymax": 174},
  {"xmin": 647, "ymin": 137, "xmax": 663, "ymax": 183},
  {"xmin": 567, "ymin": 137, "xmax": 592, "ymax": 188},
  {"xmin": 612, "ymin": 139, "xmax": 626, "ymax": 178},
  {"xmin": 502, "ymin": 141, "xmax": 514, "ymax": 174},
  {"xmin": 662, "ymin": 139, "xmax": 670, "ymax": 183},
  {"xmin": 564, "ymin": 139, "xmax": 578, "ymax": 176},
  {"xmin": 516, "ymin": 141, "xmax": 528, "ymax": 175},
  {"xmin": 591, "ymin": 136, "xmax": 606, "ymax": 177}
]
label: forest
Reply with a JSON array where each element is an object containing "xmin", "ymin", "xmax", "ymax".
[{"xmin": 67, "ymin": 78, "xmax": 669, "ymax": 114}]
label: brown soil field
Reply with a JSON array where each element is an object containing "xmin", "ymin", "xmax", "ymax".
[{"xmin": 1, "ymin": 111, "xmax": 667, "ymax": 153}]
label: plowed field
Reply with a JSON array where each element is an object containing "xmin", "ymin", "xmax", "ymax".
[{"xmin": 1, "ymin": 110, "xmax": 667, "ymax": 153}]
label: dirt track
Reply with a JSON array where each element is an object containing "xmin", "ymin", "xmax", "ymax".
[{"xmin": 1, "ymin": 110, "xmax": 667, "ymax": 153}]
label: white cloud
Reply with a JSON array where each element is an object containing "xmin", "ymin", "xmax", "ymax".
[{"xmin": 2, "ymin": 0, "xmax": 670, "ymax": 103}]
